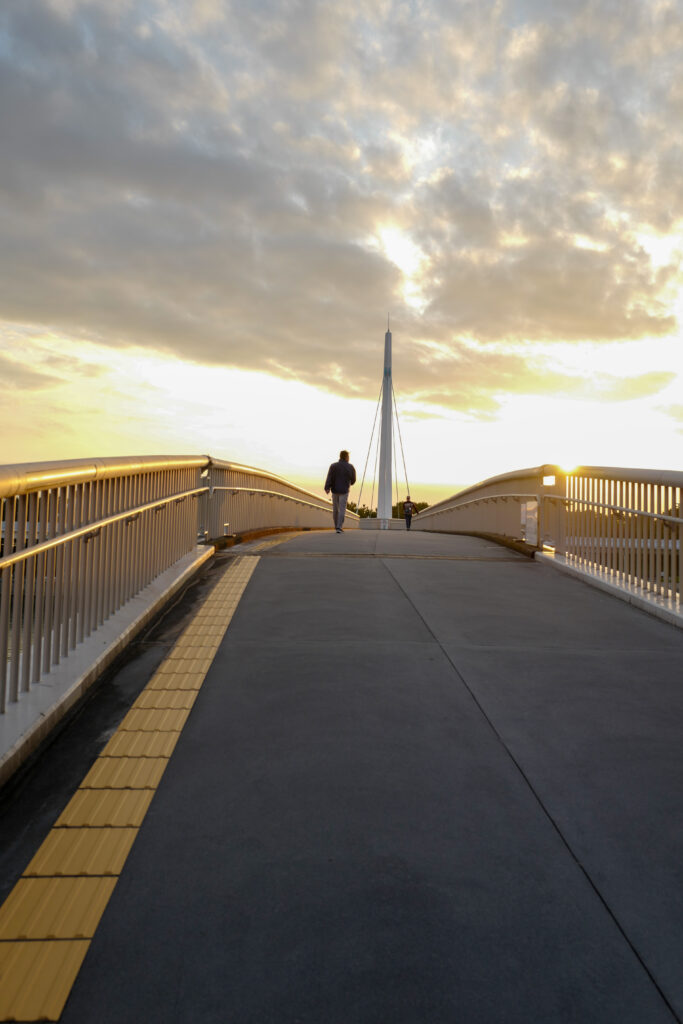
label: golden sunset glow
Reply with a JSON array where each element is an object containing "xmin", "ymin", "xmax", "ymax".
[{"xmin": 1, "ymin": 1, "xmax": 682, "ymax": 500}]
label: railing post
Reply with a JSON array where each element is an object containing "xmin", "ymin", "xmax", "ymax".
[
  {"xmin": 198, "ymin": 466, "xmax": 211, "ymax": 542},
  {"xmin": 539, "ymin": 468, "xmax": 567, "ymax": 554}
]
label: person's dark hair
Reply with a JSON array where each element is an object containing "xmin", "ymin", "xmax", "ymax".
[{"xmin": 340, "ymin": 450, "xmax": 349, "ymax": 460}]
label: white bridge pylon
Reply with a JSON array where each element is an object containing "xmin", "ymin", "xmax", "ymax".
[
  {"xmin": 357, "ymin": 319, "xmax": 411, "ymax": 529},
  {"xmin": 377, "ymin": 322, "xmax": 393, "ymax": 525}
]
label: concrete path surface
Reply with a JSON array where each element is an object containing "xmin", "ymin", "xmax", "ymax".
[{"xmin": 4, "ymin": 529, "xmax": 683, "ymax": 1023}]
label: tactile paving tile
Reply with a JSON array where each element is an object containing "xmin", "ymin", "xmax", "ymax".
[
  {"xmin": 118, "ymin": 706, "xmax": 191, "ymax": 732},
  {"xmin": 23, "ymin": 828, "xmax": 139, "ymax": 878},
  {"xmin": 133, "ymin": 689, "xmax": 198, "ymax": 710},
  {"xmin": 0, "ymin": 554, "xmax": 260, "ymax": 1021},
  {"xmin": 99, "ymin": 729, "xmax": 181, "ymax": 758},
  {"xmin": 0, "ymin": 877, "xmax": 117, "ymax": 940},
  {"xmin": 158, "ymin": 655, "xmax": 216, "ymax": 673},
  {"xmin": 248, "ymin": 531, "xmax": 304, "ymax": 552},
  {"xmin": 80, "ymin": 757, "xmax": 169, "ymax": 790},
  {"xmin": 55, "ymin": 788, "xmax": 155, "ymax": 828},
  {"xmin": 144, "ymin": 668, "xmax": 205, "ymax": 691},
  {"xmin": 0, "ymin": 940, "xmax": 90, "ymax": 1022}
]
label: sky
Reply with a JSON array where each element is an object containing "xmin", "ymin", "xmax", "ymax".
[{"xmin": 1, "ymin": 0, "xmax": 682, "ymax": 505}]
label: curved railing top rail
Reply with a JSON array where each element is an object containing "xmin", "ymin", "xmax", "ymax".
[
  {"xmin": 0, "ymin": 455, "xmax": 210, "ymax": 499},
  {"xmin": 420, "ymin": 464, "xmax": 564, "ymax": 517},
  {"xmin": 208, "ymin": 457, "xmax": 347, "ymax": 510},
  {"xmin": 567, "ymin": 465, "xmax": 683, "ymax": 487},
  {"xmin": 0, "ymin": 454, "xmax": 344, "ymax": 510},
  {"xmin": 420, "ymin": 463, "xmax": 683, "ymax": 519}
]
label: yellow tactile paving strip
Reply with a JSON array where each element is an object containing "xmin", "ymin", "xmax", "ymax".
[
  {"xmin": 248, "ymin": 530, "xmax": 307, "ymax": 552},
  {"xmin": 0, "ymin": 554, "xmax": 259, "ymax": 1021}
]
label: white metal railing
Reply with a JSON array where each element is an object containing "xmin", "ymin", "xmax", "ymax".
[
  {"xmin": 562, "ymin": 466, "xmax": 682, "ymax": 606},
  {"xmin": 0, "ymin": 455, "xmax": 350, "ymax": 716},
  {"xmin": 5, "ymin": 453, "xmax": 679, "ymax": 723},
  {"xmin": 203, "ymin": 459, "xmax": 356, "ymax": 539},
  {"xmin": 414, "ymin": 463, "xmax": 682, "ymax": 607},
  {"xmin": 413, "ymin": 465, "xmax": 566, "ymax": 549}
]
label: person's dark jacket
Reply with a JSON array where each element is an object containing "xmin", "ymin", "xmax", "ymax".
[{"xmin": 325, "ymin": 460, "xmax": 356, "ymax": 494}]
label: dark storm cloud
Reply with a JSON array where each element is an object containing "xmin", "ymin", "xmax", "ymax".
[{"xmin": 0, "ymin": 0, "xmax": 681, "ymax": 409}]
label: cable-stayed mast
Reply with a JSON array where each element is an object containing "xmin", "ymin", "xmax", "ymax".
[
  {"xmin": 356, "ymin": 319, "xmax": 411, "ymax": 528},
  {"xmin": 377, "ymin": 317, "xmax": 393, "ymax": 525}
]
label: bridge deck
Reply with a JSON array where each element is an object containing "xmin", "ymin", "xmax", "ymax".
[{"xmin": 1, "ymin": 529, "xmax": 683, "ymax": 1023}]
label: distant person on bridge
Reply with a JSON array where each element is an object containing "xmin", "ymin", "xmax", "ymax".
[
  {"xmin": 324, "ymin": 450, "xmax": 356, "ymax": 533},
  {"xmin": 403, "ymin": 496, "xmax": 419, "ymax": 530}
]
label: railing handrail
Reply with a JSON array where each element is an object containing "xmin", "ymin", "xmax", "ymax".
[
  {"xmin": 213, "ymin": 484, "xmax": 359, "ymax": 519},
  {"xmin": 0, "ymin": 486, "xmax": 208, "ymax": 571},
  {"xmin": 208, "ymin": 457, "xmax": 336, "ymax": 505},
  {"xmin": 418, "ymin": 492, "xmax": 540, "ymax": 520},
  {"xmin": 423, "ymin": 464, "xmax": 563, "ymax": 515},
  {"xmin": 0, "ymin": 455, "xmax": 210, "ymax": 499},
  {"xmin": 568, "ymin": 465, "xmax": 683, "ymax": 487},
  {"xmin": 0, "ymin": 454, "xmax": 341, "ymax": 512},
  {"xmin": 562, "ymin": 497, "xmax": 683, "ymax": 525}
]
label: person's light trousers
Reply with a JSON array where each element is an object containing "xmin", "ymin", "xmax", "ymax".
[{"xmin": 332, "ymin": 492, "xmax": 348, "ymax": 529}]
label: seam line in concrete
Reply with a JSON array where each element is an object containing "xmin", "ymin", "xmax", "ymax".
[{"xmin": 379, "ymin": 557, "xmax": 682, "ymax": 1024}]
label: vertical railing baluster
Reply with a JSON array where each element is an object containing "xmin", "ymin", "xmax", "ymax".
[
  {"xmin": 115, "ymin": 477, "xmax": 127, "ymax": 612},
  {"xmin": 32, "ymin": 491, "xmax": 48, "ymax": 684},
  {"xmin": 625, "ymin": 480, "xmax": 633, "ymax": 584},
  {"xmin": 0, "ymin": 564, "xmax": 11, "ymax": 714},
  {"xmin": 0, "ymin": 495, "xmax": 14, "ymax": 712},
  {"xmin": 52, "ymin": 489, "xmax": 65, "ymax": 666},
  {"xmin": 647, "ymin": 483, "xmax": 655, "ymax": 590},
  {"xmin": 68, "ymin": 484, "xmax": 83, "ymax": 651},
  {"xmin": 675, "ymin": 483, "xmax": 679, "ymax": 602},
  {"xmin": 77, "ymin": 482, "xmax": 90, "ymax": 645},
  {"xmin": 634, "ymin": 482, "xmax": 642, "ymax": 587},
  {"xmin": 9, "ymin": 495, "xmax": 27, "ymax": 702},
  {"xmin": 43, "ymin": 491, "xmax": 58, "ymax": 676},
  {"xmin": 655, "ymin": 484, "xmax": 662, "ymax": 595},
  {"xmin": 61, "ymin": 486, "xmax": 74, "ymax": 657},
  {"xmin": 98, "ymin": 479, "xmax": 111, "ymax": 627},
  {"xmin": 86, "ymin": 480, "xmax": 100, "ymax": 636},
  {"xmin": 21, "ymin": 491, "xmax": 38, "ymax": 691},
  {"xmin": 662, "ymin": 485, "xmax": 671, "ymax": 598}
]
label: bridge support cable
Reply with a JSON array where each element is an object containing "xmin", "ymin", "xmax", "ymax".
[
  {"xmin": 356, "ymin": 381, "xmax": 383, "ymax": 517},
  {"xmin": 393, "ymin": 415, "xmax": 399, "ymax": 512},
  {"xmin": 369, "ymin": 423, "xmax": 381, "ymax": 518},
  {"xmin": 392, "ymin": 381, "xmax": 411, "ymax": 502}
]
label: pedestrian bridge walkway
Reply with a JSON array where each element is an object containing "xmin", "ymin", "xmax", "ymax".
[{"xmin": 1, "ymin": 528, "xmax": 683, "ymax": 1022}]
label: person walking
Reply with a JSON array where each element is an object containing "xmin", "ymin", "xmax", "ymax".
[
  {"xmin": 403, "ymin": 495, "xmax": 418, "ymax": 530},
  {"xmin": 324, "ymin": 450, "xmax": 356, "ymax": 533}
]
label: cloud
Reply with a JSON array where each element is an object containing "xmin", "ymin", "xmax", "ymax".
[
  {"xmin": 0, "ymin": 0, "xmax": 681, "ymax": 417},
  {"xmin": 0, "ymin": 350, "xmax": 62, "ymax": 391},
  {"xmin": 659, "ymin": 403, "xmax": 683, "ymax": 424}
]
